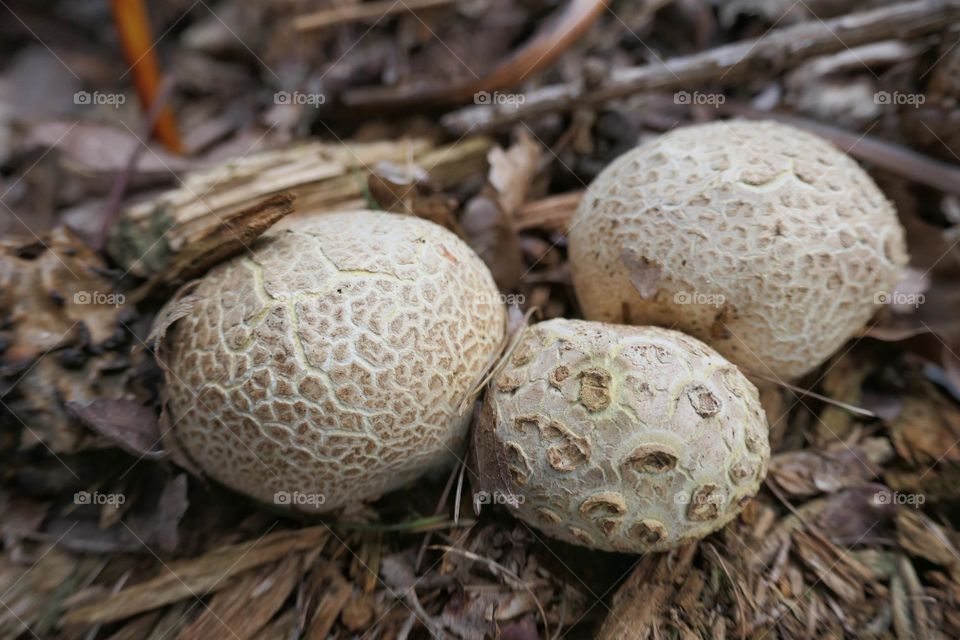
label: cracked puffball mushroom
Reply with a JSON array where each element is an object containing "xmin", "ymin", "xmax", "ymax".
[
  {"xmin": 569, "ymin": 120, "xmax": 908, "ymax": 380},
  {"xmin": 154, "ymin": 210, "xmax": 506, "ymax": 513},
  {"xmin": 473, "ymin": 319, "xmax": 769, "ymax": 553}
]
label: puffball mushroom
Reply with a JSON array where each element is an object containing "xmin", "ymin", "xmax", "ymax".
[
  {"xmin": 473, "ymin": 319, "xmax": 769, "ymax": 553},
  {"xmin": 569, "ymin": 120, "xmax": 908, "ymax": 380},
  {"xmin": 157, "ymin": 210, "xmax": 506, "ymax": 512}
]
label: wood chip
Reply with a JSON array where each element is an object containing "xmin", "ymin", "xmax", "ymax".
[
  {"xmin": 176, "ymin": 553, "xmax": 303, "ymax": 640},
  {"xmin": 304, "ymin": 561, "xmax": 353, "ymax": 640},
  {"xmin": 63, "ymin": 527, "xmax": 328, "ymax": 626}
]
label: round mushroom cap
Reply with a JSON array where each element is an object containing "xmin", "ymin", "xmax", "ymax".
[
  {"xmin": 159, "ymin": 210, "xmax": 506, "ymax": 512},
  {"xmin": 569, "ymin": 120, "xmax": 908, "ymax": 380},
  {"xmin": 474, "ymin": 318, "xmax": 769, "ymax": 554}
]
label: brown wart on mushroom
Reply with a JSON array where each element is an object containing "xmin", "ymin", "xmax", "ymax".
[
  {"xmin": 569, "ymin": 120, "xmax": 908, "ymax": 380},
  {"xmin": 473, "ymin": 318, "xmax": 770, "ymax": 554},
  {"xmin": 154, "ymin": 210, "xmax": 506, "ymax": 513}
]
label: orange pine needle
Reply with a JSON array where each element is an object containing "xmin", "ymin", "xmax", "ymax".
[{"xmin": 110, "ymin": 0, "xmax": 183, "ymax": 153}]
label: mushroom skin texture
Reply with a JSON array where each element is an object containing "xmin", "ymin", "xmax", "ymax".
[
  {"xmin": 474, "ymin": 319, "xmax": 769, "ymax": 553},
  {"xmin": 159, "ymin": 210, "xmax": 506, "ymax": 513},
  {"xmin": 569, "ymin": 120, "xmax": 908, "ymax": 380}
]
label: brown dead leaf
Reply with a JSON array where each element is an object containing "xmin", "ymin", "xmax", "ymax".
[
  {"xmin": 488, "ymin": 131, "xmax": 541, "ymax": 216},
  {"xmin": 0, "ymin": 226, "xmax": 126, "ymax": 361},
  {"xmin": 8, "ymin": 355, "xmax": 126, "ymax": 453},
  {"xmin": 461, "ymin": 195, "xmax": 524, "ymax": 290},
  {"xmin": 367, "ymin": 163, "xmax": 460, "ymax": 230},
  {"xmin": 125, "ymin": 473, "xmax": 189, "ymax": 555},
  {"xmin": 620, "ymin": 249, "xmax": 663, "ymax": 300},
  {"xmin": 811, "ymin": 485, "xmax": 898, "ymax": 545},
  {"xmin": 889, "ymin": 379, "xmax": 960, "ymax": 466},
  {"xmin": 768, "ymin": 446, "xmax": 884, "ymax": 497},
  {"xmin": 19, "ymin": 120, "xmax": 193, "ymax": 191},
  {"xmin": 66, "ymin": 399, "xmax": 164, "ymax": 460}
]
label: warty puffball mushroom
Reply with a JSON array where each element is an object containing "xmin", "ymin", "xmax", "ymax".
[
  {"xmin": 156, "ymin": 210, "xmax": 506, "ymax": 513},
  {"xmin": 473, "ymin": 318, "xmax": 769, "ymax": 553},
  {"xmin": 569, "ymin": 120, "xmax": 909, "ymax": 380}
]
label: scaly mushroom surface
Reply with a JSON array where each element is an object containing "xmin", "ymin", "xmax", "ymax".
[{"xmin": 474, "ymin": 318, "xmax": 769, "ymax": 553}]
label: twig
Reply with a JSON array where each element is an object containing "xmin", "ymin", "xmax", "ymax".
[
  {"xmin": 339, "ymin": 0, "xmax": 608, "ymax": 110},
  {"xmin": 453, "ymin": 459, "xmax": 467, "ymax": 526},
  {"xmin": 443, "ymin": 0, "xmax": 960, "ymax": 133},
  {"xmin": 97, "ymin": 75, "xmax": 178, "ymax": 251},
  {"xmin": 742, "ymin": 367, "xmax": 877, "ymax": 418},
  {"xmin": 397, "ymin": 611, "xmax": 418, "ymax": 640},
  {"xmin": 294, "ymin": 0, "xmax": 455, "ymax": 31},
  {"xmin": 516, "ymin": 190, "xmax": 583, "ymax": 231},
  {"xmin": 414, "ymin": 459, "xmax": 463, "ymax": 571}
]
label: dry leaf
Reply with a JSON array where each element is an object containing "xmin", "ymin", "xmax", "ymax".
[
  {"xmin": 890, "ymin": 379, "xmax": 960, "ymax": 466},
  {"xmin": 461, "ymin": 195, "xmax": 524, "ymax": 290},
  {"xmin": 66, "ymin": 399, "xmax": 164, "ymax": 460},
  {"xmin": 620, "ymin": 249, "xmax": 663, "ymax": 300},
  {"xmin": 488, "ymin": 131, "xmax": 541, "ymax": 216}
]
